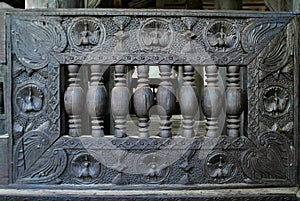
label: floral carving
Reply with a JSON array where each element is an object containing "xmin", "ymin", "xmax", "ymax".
[
  {"xmin": 68, "ymin": 17, "xmax": 105, "ymax": 52},
  {"xmin": 262, "ymin": 86, "xmax": 290, "ymax": 118},
  {"xmin": 14, "ymin": 82, "xmax": 45, "ymax": 118},
  {"xmin": 138, "ymin": 18, "xmax": 173, "ymax": 52},
  {"xmin": 138, "ymin": 153, "xmax": 170, "ymax": 184},
  {"xmin": 204, "ymin": 151, "xmax": 237, "ymax": 183},
  {"xmin": 204, "ymin": 21, "xmax": 239, "ymax": 52},
  {"xmin": 70, "ymin": 153, "xmax": 102, "ymax": 184}
]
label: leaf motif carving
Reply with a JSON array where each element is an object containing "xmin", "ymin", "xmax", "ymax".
[
  {"xmin": 242, "ymin": 132, "xmax": 291, "ymax": 183},
  {"xmin": 242, "ymin": 20, "xmax": 288, "ymax": 54},
  {"xmin": 17, "ymin": 148, "xmax": 67, "ymax": 183},
  {"xmin": 14, "ymin": 122, "xmax": 51, "ymax": 179},
  {"xmin": 14, "ymin": 121, "xmax": 65, "ymax": 183},
  {"xmin": 259, "ymin": 32, "xmax": 289, "ymax": 73},
  {"xmin": 12, "ymin": 17, "xmax": 67, "ymax": 69}
]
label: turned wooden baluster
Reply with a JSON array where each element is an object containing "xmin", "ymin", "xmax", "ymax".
[
  {"xmin": 64, "ymin": 64, "xmax": 84, "ymax": 137},
  {"xmin": 133, "ymin": 65, "xmax": 154, "ymax": 138},
  {"xmin": 226, "ymin": 66, "xmax": 243, "ymax": 137},
  {"xmin": 111, "ymin": 65, "xmax": 129, "ymax": 138},
  {"xmin": 202, "ymin": 65, "xmax": 221, "ymax": 138},
  {"xmin": 86, "ymin": 65, "xmax": 107, "ymax": 137},
  {"xmin": 157, "ymin": 65, "xmax": 176, "ymax": 138},
  {"xmin": 180, "ymin": 65, "xmax": 199, "ymax": 138}
]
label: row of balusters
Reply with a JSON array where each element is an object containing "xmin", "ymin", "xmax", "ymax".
[{"xmin": 63, "ymin": 64, "xmax": 244, "ymax": 138}]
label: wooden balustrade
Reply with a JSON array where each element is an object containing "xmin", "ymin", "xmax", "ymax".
[
  {"xmin": 156, "ymin": 65, "xmax": 176, "ymax": 138},
  {"xmin": 202, "ymin": 65, "xmax": 222, "ymax": 138},
  {"xmin": 64, "ymin": 64, "xmax": 84, "ymax": 137},
  {"xmin": 86, "ymin": 64, "xmax": 107, "ymax": 137},
  {"xmin": 133, "ymin": 65, "xmax": 154, "ymax": 138},
  {"xmin": 111, "ymin": 65, "xmax": 129, "ymax": 138},
  {"xmin": 62, "ymin": 64, "xmax": 247, "ymax": 138},
  {"xmin": 226, "ymin": 66, "xmax": 243, "ymax": 138},
  {"xmin": 180, "ymin": 65, "xmax": 199, "ymax": 138}
]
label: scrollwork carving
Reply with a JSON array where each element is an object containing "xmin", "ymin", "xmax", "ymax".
[
  {"xmin": 12, "ymin": 17, "xmax": 67, "ymax": 69},
  {"xmin": 14, "ymin": 121, "xmax": 67, "ymax": 184},
  {"xmin": 242, "ymin": 20, "xmax": 289, "ymax": 54},
  {"xmin": 242, "ymin": 132, "xmax": 292, "ymax": 183}
]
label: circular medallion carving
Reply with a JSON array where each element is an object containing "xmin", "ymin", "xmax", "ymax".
[
  {"xmin": 14, "ymin": 83, "xmax": 45, "ymax": 118},
  {"xmin": 68, "ymin": 17, "xmax": 105, "ymax": 52},
  {"xmin": 70, "ymin": 153, "xmax": 102, "ymax": 184},
  {"xmin": 204, "ymin": 151, "xmax": 237, "ymax": 183},
  {"xmin": 204, "ymin": 20, "xmax": 239, "ymax": 52},
  {"xmin": 138, "ymin": 152, "xmax": 170, "ymax": 184},
  {"xmin": 262, "ymin": 85, "xmax": 290, "ymax": 118},
  {"xmin": 138, "ymin": 18, "xmax": 174, "ymax": 52}
]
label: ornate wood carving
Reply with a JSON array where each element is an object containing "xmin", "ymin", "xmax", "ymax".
[
  {"xmin": 86, "ymin": 64, "xmax": 107, "ymax": 137},
  {"xmin": 242, "ymin": 132, "xmax": 292, "ymax": 183},
  {"xmin": 2, "ymin": 9, "xmax": 297, "ymax": 192}
]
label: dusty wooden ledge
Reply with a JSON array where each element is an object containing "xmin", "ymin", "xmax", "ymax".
[{"xmin": 0, "ymin": 187, "xmax": 298, "ymax": 200}]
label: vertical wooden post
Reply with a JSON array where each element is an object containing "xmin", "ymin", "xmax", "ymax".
[
  {"xmin": 86, "ymin": 65, "xmax": 107, "ymax": 137},
  {"xmin": 133, "ymin": 65, "xmax": 154, "ymax": 138},
  {"xmin": 180, "ymin": 65, "xmax": 199, "ymax": 138},
  {"xmin": 0, "ymin": 83, "xmax": 3, "ymax": 114},
  {"xmin": 157, "ymin": 65, "xmax": 176, "ymax": 138},
  {"xmin": 202, "ymin": 65, "xmax": 221, "ymax": 138},
  {"xmin": 111, "ymin": 65, "xmax": 129, "ymax": 138},
  {"xmin": 64, "ymin": 65, "xmax": 84, "ymax": 137},
  {"xmin": 226, "ymin": 66, "xmax": 243, "ymax": 137}
]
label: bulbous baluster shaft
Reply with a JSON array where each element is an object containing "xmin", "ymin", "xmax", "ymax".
[
  {"xmin": 64, "ymin": 64, "xmax": 84, "ymax": 137},
  {"xmin": 202, "ymin": 65, "xmax": 221, "ymax": 138},
  {"xmin": 157, "ymin": 65, "xmax": 176, "ymax": 138},
  {"xmin": 226, "ymin": 66, "xmax": 243, "ymax": 137},
  {"xmin": 133, "ymin": 65, "xmax": 154, "ymax": 138},
  {"xmin": 86, "ymin": 65, "xmax": 107, "ymax": 137},
  {"xmin": 111, "ymin": 65, "xmax": 129, "ymax": 138},
  {"xmin": 180, "ymin": 65, "xmax": 199, "ymax": 138}
]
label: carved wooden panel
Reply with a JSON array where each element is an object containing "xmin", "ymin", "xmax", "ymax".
[{"xmin": 1, "ymin": 9, "xmax": 298, "ymax": 189}]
